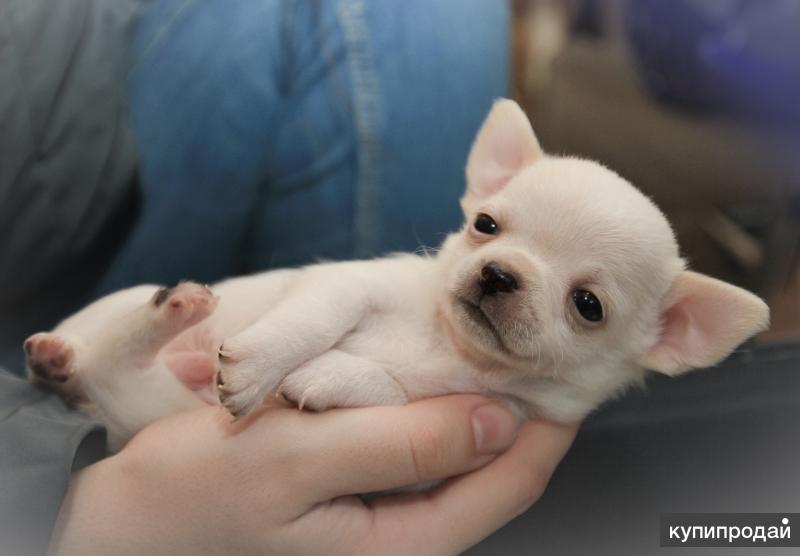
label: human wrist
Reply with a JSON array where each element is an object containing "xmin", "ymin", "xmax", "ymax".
[
  {"xmin": 47, "ymin": 451, "xmax": 190, "ymax": 556},
  {"xmin": 48, "ymin": 456, "xmax": 125, "ymax": 555}
]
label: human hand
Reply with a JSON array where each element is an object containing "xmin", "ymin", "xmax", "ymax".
[{"xmin": 50, "ymin": 395, "xmax": 578, "ymax": 555}]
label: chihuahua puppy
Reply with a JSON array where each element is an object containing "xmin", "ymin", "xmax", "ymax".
[{"xmin": 25, "ymin": 100, "xmax": 769, "ymax": 450}]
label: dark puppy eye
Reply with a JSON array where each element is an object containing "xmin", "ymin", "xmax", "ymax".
[
  {"xmin": 474, "ymin": 213, "xmax": 498, "ymax": 235},
  {"xmin": 572, "ymin": 290, "xmax": 603, "ymax": 322}
]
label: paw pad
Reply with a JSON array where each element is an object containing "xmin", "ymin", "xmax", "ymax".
[
  {"xmin": 23, "ymin": 333, "xmax": 75, "ymax": 384},
  {"xmin": 151, "ymin": 282, "xmax": 218, "ymax": 326}
]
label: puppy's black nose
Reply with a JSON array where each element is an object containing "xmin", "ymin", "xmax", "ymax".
[{"xmin": 480, "ymin": 262, "xmax": 518, "ymax": 296}]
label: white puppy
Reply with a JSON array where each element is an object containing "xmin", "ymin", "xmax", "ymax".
[{"xmin": 25, "ymin": 100, "xmax": 769, "ymax": 450}]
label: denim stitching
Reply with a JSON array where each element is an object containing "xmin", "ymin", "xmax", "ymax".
[
  {"xmin": 128, "ymin": 0, "xmax": 196, "ymax": 80},
  {"xmin": 336, "ymin": 0, "xmax": 382, "ymax": 258}
]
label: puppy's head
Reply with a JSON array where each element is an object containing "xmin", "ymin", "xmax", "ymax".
[{"xmin": 439, "ymin": 99, "xmax": 769, "ymax": 391}]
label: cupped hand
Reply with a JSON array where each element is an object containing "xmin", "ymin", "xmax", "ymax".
[{"xmin": 51, "ymin": 395, "xmax": 578, "ymax": 556}]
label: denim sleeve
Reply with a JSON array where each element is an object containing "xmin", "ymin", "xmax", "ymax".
[{"xmin": 0, "ymin": 370, "xmax": 107, "ymax": 556}]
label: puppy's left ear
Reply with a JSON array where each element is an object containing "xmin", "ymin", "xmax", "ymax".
[
  {"xmin": 641, "ymin": 271, "xmax": 770, "ymax": 376},
  {"xmin": 464, "ymin": 99, "xmax": 544, "ymax": 204}
]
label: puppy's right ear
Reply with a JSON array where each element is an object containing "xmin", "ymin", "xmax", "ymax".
[{"xmin": 464, "ymin": 99, "xmax": 543, "ymax": 204}]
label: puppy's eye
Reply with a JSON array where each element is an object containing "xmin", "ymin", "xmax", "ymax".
[
  {"xmin": 572, "ymin": 290, "xmax": 603, "ymax": 322},
  {"xmin": 474, "ymin": 213, "xmax": 498, "ymax": 235}
]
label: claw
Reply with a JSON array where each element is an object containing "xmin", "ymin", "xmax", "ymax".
[
  {"xmin": 223, "ymin": 400, "xmax": 245, "ymax": 421},
  {"xmin": 216, "ymin": 371, "xmax": 227, "ymax": 392}
]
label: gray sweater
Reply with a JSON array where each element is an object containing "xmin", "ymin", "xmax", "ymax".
[{"xmin": 0, "ymin": 370, "xmax": 106, "ymax": 555}]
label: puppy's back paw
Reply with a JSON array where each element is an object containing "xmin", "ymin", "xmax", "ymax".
[
  {"xmin": 24, "ymin": 333, "xmax": 75, "ymax": 385},
  {"xmin": 151, "ymin": 282, "xmax": 218, "ymax": 328}
]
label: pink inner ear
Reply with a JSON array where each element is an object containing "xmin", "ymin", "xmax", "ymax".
[
  {"xmin": 481, "ymin": 174, "xmax": 513, "ymax": 197},
  {"xmin": 648, "ymin": 289, "xmax": 736, "ymax": 375},
  {"xmin": 465, "ymin": 99, "xmax": 543, "ymax": 200},
  {"xmin": 658, "ymin": 303, "xmax": 690, "ymax": 355},
  {"xmin": 643, "ymin": 271, "xmax": 770, "ymax": 376},
  {"xmin": 654, "ymin": 298, "xmax": 705, "ymax": 374}
]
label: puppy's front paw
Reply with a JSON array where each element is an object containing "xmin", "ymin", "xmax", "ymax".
[
  {"xmin": 151, "ymin": 282, "xmax": 217, "ymax": 328},
  {"xmin": 24, "ymin": 333, "xmax": 75, "ymax": 384},
  {"xmin": 278, "ymin": 356, "xmax": 408, "ymax": 412},
  {"xmin": 279, "ymin": 375, "xmax": 333, "ymax": 412},
  {"xmin": 216, "ymin": 341, "xmax": 281, "ymax": 418}
]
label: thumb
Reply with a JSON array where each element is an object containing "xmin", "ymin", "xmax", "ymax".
[{"xmin": 283, "ymin": 394, "xmax": 522, "ymax": 500}]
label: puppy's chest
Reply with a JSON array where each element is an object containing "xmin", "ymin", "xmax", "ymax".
[{"xmin": 336, "ymin": 304, "xmax": 483, "ymax": 398}]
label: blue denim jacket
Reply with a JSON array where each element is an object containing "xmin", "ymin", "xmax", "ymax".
[{"xmin": 95, "ymin": 0, "xmax": 510, "ymax": 293}]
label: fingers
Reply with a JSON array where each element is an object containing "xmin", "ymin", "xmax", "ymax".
[
  {"xmin": 271, "ymin": 395, "xmax": 521, "ymax": 501},
  {"xmin": 366, "ymin": 419, "xmax": 579, "ymax": 555}
]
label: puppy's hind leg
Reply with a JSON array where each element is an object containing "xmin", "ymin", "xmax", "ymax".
[
  {"xmin": 91, "ymin": 281, "xmax": 219, "ymax": 367},
  {"xmin": 26, "ymin": 282, "xmax": 218, "ymax": 381},
  {"xmin": 24, "ymin": 333, "xmax": 82, "ymax": 402}
]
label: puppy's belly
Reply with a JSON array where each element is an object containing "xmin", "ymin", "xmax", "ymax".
[
  {"xmin": 158, "ymin": 321, "xmax": 226, "ymax": 405},
  {"xmin": 162, "ymin": 351, "xmax": 218, "ymax": 403}
]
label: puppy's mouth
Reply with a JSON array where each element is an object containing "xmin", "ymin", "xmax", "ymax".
[
  {"xmin": 454, "ymin": 296, "xmax": 511, "ymax": 355},
  {"xmin": 462, "ymin": 299, "xmax": 497, "ymax": 332}
]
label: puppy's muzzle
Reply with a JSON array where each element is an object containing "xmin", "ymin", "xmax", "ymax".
[{"xmin": 479, "ymin": 262, "xmax": 518, "ymax": 296}]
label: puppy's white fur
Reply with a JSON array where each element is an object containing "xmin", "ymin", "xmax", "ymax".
[{"xmin": 25, "ymin": 100, "xmax": 769, "ymax": 450}]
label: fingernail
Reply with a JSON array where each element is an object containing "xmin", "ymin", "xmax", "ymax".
[{"xmin": 471, "ymin": 403, "xmax": 520, "ymax": 455}]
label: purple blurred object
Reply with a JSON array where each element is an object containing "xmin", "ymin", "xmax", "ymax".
[{"xmin": 625, "ymin": 0, "xmax": 800, "ymax": 127}]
